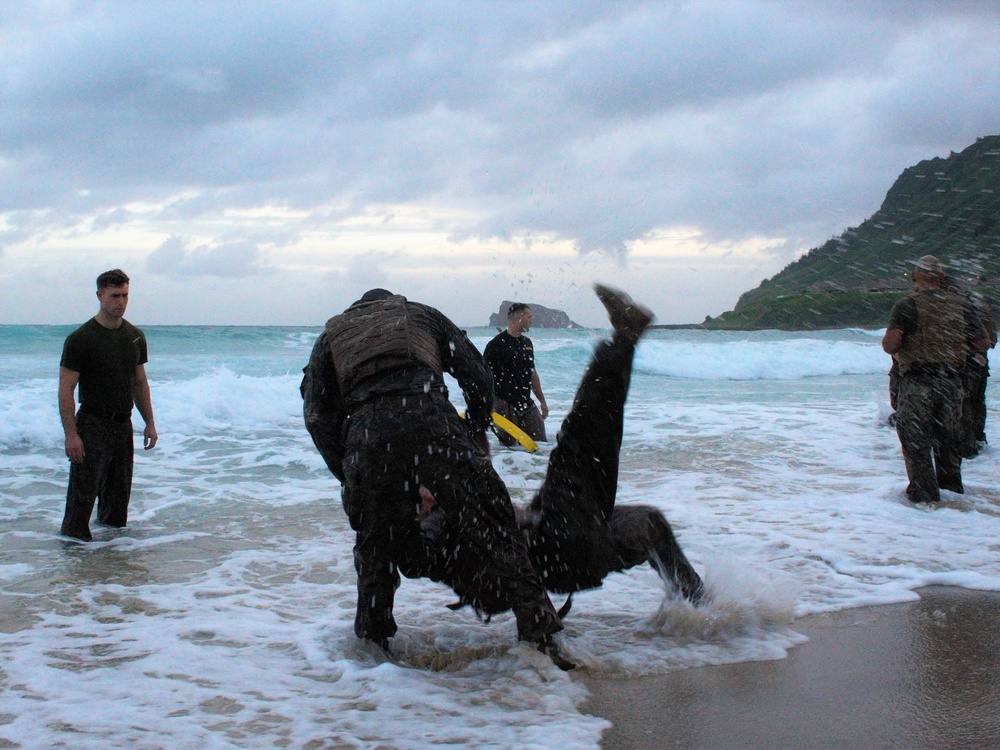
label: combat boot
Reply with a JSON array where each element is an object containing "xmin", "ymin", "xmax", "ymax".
[
  {"xmin": 594, "ymin": 283, "xmax": 654, "ymax": 345},
  {"xmin": 535, "ymin": 635, "xmax": 576, "ymax": 671}
]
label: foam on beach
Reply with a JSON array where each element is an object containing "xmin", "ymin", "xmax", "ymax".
[{"xmin": 0, "ymin": 324, "xmax": 997, "ymax": 748}]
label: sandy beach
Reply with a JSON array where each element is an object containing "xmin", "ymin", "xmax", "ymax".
[{"xmin": 583, "ymin": 586, "xmax": 1000, "ymax": 750}]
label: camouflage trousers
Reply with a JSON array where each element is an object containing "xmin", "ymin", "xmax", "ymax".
[
  {"xmin": 959, "ymin": 358, "xmax": 990, "ymax": 456},
  {"xmin": 492, "ymin": 399, "xmax": 547, "ymax": 445},
  {"xmin": 521, "ymin": 340, "xmax": 703, "ymax": 601},
  {"xmin": 340, "ymin": 393, "xmax": 561, "ymax": 646},
  {"xmin": 895, "ymin": 372, "xmax": 963, "ymax": 503}
]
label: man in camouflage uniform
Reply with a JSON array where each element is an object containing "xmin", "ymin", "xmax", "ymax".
[
  {"xmin": 957, "ymin": 284, "xmax": 997, "ymax": 457},
  {"xmin": 517, "ymin": 284, "xmax": 704, "ymax": 606},
  {"xmin": 882, "ymin": 256, "xmax": 991, "ymax": 504},
  {"xmin": 301, "ymin": 289, "xmax": 569, "ymax": 668}
]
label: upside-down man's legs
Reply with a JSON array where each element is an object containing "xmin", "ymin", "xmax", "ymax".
[{"xmin": 522, "ymin": 285, "xmax": 704, "ymax": 601}]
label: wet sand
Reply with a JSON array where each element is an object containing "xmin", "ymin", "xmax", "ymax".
[{"xmin": 583, "ymin": 587, "xmax": 1000, "ymax": 749}]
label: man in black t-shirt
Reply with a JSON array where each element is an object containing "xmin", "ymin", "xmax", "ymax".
[
  {"xmin": 483, "ymin": 303, "xmax": 548, "ymax": 445},
  {"xmin": 58, "ymin": 269, "xmax": 157, "ymax": 541}
]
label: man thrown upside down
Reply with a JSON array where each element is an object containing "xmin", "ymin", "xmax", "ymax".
[
  {"xmin": 302, "ymin": 285, "xmax": 703, "ymax": 671},
  {"xmin": 518, "ymin": 284, "xmax": 704, "ymax": 605},
  {"xmin": 434, "ymin": 284, "xmax": 704, "ymax": 610}
]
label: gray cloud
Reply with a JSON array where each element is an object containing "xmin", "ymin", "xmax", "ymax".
[
  {"xmin": 1, "ymin": 1, "xmax": 998, "ymax": 322},
  {"xmin": 147, "ymin": 236, "xmax": 267, "ymax": 278}
]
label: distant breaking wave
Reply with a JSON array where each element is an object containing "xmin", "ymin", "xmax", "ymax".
[{"xmin": 636, "ymin": 339, "xmax": 889, "ymax": 380}]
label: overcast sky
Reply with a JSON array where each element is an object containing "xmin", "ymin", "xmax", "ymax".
[{"xmin": 2, "ymin": 1, "xmax": 998, "ymax": 328}]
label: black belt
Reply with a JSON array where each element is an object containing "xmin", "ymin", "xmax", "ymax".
[{"xmin": 80, "ymin": 405, "xmax": 133, "ymax": 422}]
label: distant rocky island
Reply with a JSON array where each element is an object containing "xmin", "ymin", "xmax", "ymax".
[
  {"xmin": 702, "ymin": 135, "xmax": 1000, "ymax": 330},
  {"xmin": 488, "ymin": 301, "xmax": 583, "ymax": 329}
]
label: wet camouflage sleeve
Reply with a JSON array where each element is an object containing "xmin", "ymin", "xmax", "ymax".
[
  {"xmin": 416, "ymin": 302, "xmax": 495, "ymax": 434},
  {"xmin": 301, "ymin": 331, "xmax": 347, "ymax": 482}
]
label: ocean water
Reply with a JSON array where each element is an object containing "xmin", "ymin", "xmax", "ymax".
[{"xmin": 1, "ymin": 324, "xmax": 998, "ymax": 749}]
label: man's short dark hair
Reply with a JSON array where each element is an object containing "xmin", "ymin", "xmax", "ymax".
[
  {"xmin": 507, "ymin": 302, "xmax": 530, "ymax": 319},
  {"xmin": 96, "ymin": 269, "xmax": 130, "ymax": 289}
]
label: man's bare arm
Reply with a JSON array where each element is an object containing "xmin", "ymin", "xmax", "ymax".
[
  {"xmin": 132, "ymin": 364, "xmax": 158, "ymax": 450},
  {"xmin": 59, "ymin": 367, "xmax": 84, "ymax": 462},
  {"xmin": 882, "ymin": 329, "xmax": 904, "ymax": 355},
  {"xmin": 530, "ymin": 368, "xmax": 548, "ymax": 420}
]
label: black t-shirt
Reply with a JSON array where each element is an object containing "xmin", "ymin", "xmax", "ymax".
[
  {"xmin": 61, "ymin": 318, "xmax": 148, "ymax": 412},
  {"xmin": 483, "ymin": 331, "xmax": 535, "ymax": 409}
]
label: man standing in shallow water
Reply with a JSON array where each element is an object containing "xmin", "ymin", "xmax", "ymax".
[
  {"xmin": 59, "ymin": 269, "xmax": 157, "ymax": 542},
  {"xmin": 483, "ymin": 303, "xmax": 549, "ymax": 446},
  {"xmin": 882, "ymin": 255, "xmax": 989, "ymax": 505}
]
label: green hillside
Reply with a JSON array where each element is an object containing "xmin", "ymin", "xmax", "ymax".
[{"xmin": 704, "ymin": 135, "xmax": 1000, "ymax": 330}]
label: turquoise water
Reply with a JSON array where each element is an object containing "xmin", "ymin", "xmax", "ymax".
[{"xmin": 1, "ymin": 324, "xmax": 997, "ymax": 748}]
